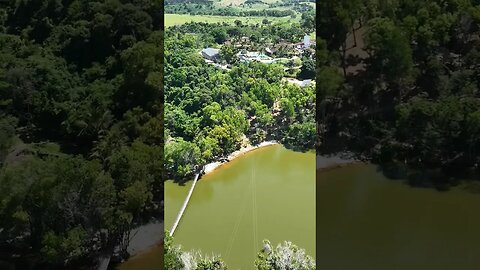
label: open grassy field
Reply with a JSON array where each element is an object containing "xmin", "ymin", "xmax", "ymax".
[{"xmin": 165, "ymin": 13, "xmax": 297, "ymax": 27}]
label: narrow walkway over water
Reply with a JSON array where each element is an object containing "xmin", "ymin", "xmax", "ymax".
[
  {"xmin": 165, "ymin": 145, "xmax": 315, "ymax": 269},
  {"xmin": 169, "ymin": 167, "xmax": 204, "ymax": 236}
]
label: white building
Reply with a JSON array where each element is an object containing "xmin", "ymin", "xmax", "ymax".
[
  {"xmin": 301, "ymin": 79, "xmax": 312, "ymax": 87},
  {"xmin": 201, "ymin": 48, "xmax": 220, "ymax": 62},
  {"xmin": 303, "ymin": 34, "xmax": 311, "ymax": 49}
]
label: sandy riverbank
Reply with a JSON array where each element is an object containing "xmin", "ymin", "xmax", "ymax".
[{"xmin": 204, "ymin": 141, "xmax": 279, "ymax": 175}]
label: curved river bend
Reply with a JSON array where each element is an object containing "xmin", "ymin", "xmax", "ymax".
[
  {"xmin": 318, "ymin": 163, "xmax": 480, "ymax": 270},
  {"xmin": 165, "ymin": 145, "xmax": 316, "ymax": 269}
]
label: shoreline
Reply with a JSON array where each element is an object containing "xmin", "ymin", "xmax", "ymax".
[
  {"xmin": 204, "ymin": 143, "xmax": 356, "ymax": 176},
  {"xmin": 203, "ymin": 141, "xmax": 279, "ymax": 175},
  {"xmin": 316, "ymin": 153, "xmax": 361, "ymax": 171},
  {"xmin": 126, "ymin": 221, "xmax": 163, "ymax": 257}
]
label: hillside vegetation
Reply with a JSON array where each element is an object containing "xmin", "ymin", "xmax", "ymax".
[
  {"xmin": 0, "ymin": 0, "xmax": 163, "ymax": 268},
  {"xmin": 318, "ymin": 0, "xmax": 480, "ymax": 187},
  {"xmin": 165, "ymin": 19, "xmax": 316, "ymax": 180}
]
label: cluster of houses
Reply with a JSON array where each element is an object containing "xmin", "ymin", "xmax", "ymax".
[
  {"xmin": 200, "ymin": 33, "xmax": 316, "ymax": 86},
  {"xmin": 201, "ymin": 33, "xmax": 314, "ymax": 65},
  {"xmin": 238, "ymin": 51, "xmax": 274, "ymax": 63}
]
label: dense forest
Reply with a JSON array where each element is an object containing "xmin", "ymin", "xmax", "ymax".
[
  {"xmin": 0, "ymin": 0, "xmax": 162, "ymax": 268},
  {"xmin": 317, "ymin": 0, "xmax": 480, "ymax": 186},
  {"xmin": 164, "ymin": 21, "xmax": 315, "ymax": 180}
]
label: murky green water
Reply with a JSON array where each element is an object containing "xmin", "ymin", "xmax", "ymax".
[
  {"xmin": 317, "ymin": 163, "xmax": 480, "ymax": 270},
  {"xmin": 165, "ymin": 145, "xmax": 315, "ymax": 269},
  {"xmin": 116, "ymin": 245, "xmax": 163, "ymax": 270}
]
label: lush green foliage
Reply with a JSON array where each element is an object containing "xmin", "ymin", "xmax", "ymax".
[
  {"xmin": 255, "ymin": 240, "xmax": 315, "ymax": 270},
  {"xmin": 164, "ymin": 231, "xmax": 228, "ymax": 270},
  {"xmin": 318, "ymin": 0, "xmax": 480, "ymax": 184},
  {"xmin": 165, "ymin": 21, "xmax": 315, "ymax": 180},
  {"xmin": 0, "ymin": 0, "xmax": 162, "ymax": 267},
  {"xmin": 165, "ymin": 232, "xmax": 315, "ymax": 270}
]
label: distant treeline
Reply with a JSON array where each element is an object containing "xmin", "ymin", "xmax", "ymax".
[
  {"xmin": 165, "ymin": 0, "xmax": 211, "ymax": 4},
  {"xmin": 164, "ymin": 0, "xmax": 314, "ymax": 17},
  {"xmin": 165, "ymin": 4, "xmax": 296, "ymax": 17},
  {"xmin": 269, "ymin": 0, "xmax": 314, "ymax": 13}
]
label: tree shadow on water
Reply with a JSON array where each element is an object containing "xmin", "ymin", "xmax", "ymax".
[
  {"xmin": 406, "ymin": 171, "xmax": 451, "ymax": 191},
  {"xmin": 376, "ymin": 162, "xmax": 408, "ymax": 180},
  {"xmin": 377, "ymin": 162, "xmax": 452, "ymax": 191},
  {"xmin": 170, "ymin": 175, "xmax": 195, "ymax": 186},
  {"xmin": 282, "ymin": 141, "xmax": 314, "ymax": 153}
]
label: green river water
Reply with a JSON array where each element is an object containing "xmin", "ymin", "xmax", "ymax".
[
  {"xmin": 317, "ymin": 163, "xmax": 480, "ymax": 270},
  {"xmin": 116, "ymin": 245, "xmax": 163, "ymax": 270},
  {"xmin": 165, "ymin": 144, "xmax": 316, "ymax": 269}
]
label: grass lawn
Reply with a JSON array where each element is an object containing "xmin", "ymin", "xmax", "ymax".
[{"xmin": 165, "ymin": 13, "xmax": 297, "ymax": 27}]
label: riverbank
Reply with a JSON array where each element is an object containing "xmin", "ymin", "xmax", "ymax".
[
  {"xmin": 317, "ymin": 163, "xmax": 480, "ymax": 270},
  {"xmin": 112, "ymin": 221, "xmax": 163, "ymax": 269},
  {"xmin": 126, "ymin": 221, "xmax": 163, "ymax": 257},
  {"xmin": 316, "ymin": 152, "xmax": 360, "ymax": 171},
  {"xmin": 116, "ymin": 244, "xmax": 162, "ymax": 270},
  {"xmin": 165, "ymin": 145, "xmax": 315, "ymax": 269},
  {"xmin": 204, "ymin": 141, "xmax": 279, "ymax": 175},
  {"xmin": 316, "ymin": 151, "xmax": 480, "ymax": 191}
]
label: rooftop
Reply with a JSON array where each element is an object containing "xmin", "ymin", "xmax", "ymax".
[{"xmin": 202, "ymin": 48, "xmax": 220, "ymax": 57}]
